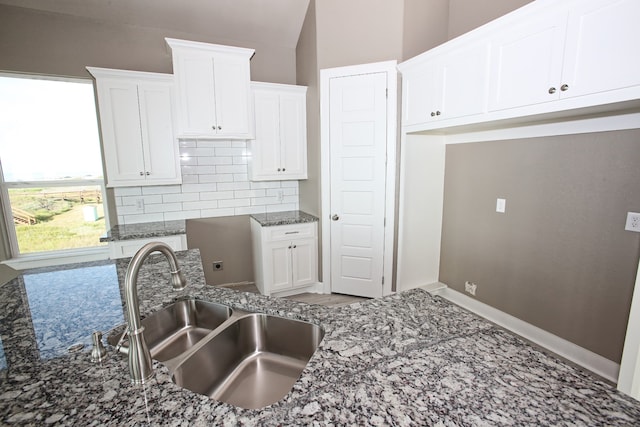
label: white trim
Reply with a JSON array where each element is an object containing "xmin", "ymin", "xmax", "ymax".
[
  {"xmin": 441, "ymin": 110, "xmax": 640, "ymax": 144},
  {"xmin": 430, "ymin": 285, "xmax": 620, "ymax": 383},
  {"xmin": 269, "ymin": 281, "xmax": 324, "ymax": 298},
  {"xmin": 3, "ymin": 247, "xmax": 110, "ymax": 270},
  {"xmin": 319, "ymin": 60, "xmax": 398, "ymax": 297},
  {"xmin": 618, "ymin": 257, "xmax": 640, "ymax": 398}
]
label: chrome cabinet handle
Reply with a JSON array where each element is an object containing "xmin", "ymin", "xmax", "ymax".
[
  {"xmin": 332, "ymin": 214, "xmax": 339, "ymax": 221},
  {"xmin": 560, "ymin": 84, "xmax": 569, "ymax": 91},
  {"xmin": 549, "ymin": 87, "xmax": 556, "ymax": 94}
]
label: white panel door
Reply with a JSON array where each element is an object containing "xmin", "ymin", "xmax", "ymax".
[
  {"xmin": 267, "ymin": 242, "xmax": 292, "ymax": 292},
  {"xmin": 250, "ymin": 90, "xmax": 281, "ymax": 178},
  {"xmin": 99, "ymin": 80, "xmax": 145, "ymax": 184},
  {"xmin": 329, "ymin": 72, "xmax": 387, "ymax": 298},
  {"xmin": 137, "ymin": 83, "xmax": 179, "ymax": 182},
  {"xmin": 291, "ymin": 238, "xmax": 317, "ymax": 288},
  {"xmin": 213, "ymin": 56, "xmax": 252, "ymax": 137},
  {"xmin": 174, "ymin": 54, "xmax": 217, "ymax": 136}
]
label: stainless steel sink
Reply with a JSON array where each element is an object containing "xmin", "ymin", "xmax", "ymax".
[
  {"xmin": 110, "ymin": 299, "xmax": 233, "ymax": 362},
  {"xmin": 171, "ymin": 313, "xmax": 325, "ymax": 409}
]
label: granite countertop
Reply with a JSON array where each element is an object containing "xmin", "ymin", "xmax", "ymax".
[
  {"xmin": 250, "ymin": 210, "xmax": 318, "ymax": 227},
  {"xmin": 1, "ymin": 249, "xmax": 639, "ymax": 425},
  {"xmin": 100, "ymin": 220, "xmax": 186, "ymax": 242}
]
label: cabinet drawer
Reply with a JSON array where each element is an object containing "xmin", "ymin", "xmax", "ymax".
[{"xmin": 264, "ymin": 223, "xmax": 316, "ymax": 242}]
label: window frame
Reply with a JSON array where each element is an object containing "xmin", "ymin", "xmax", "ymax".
[{"xmin": 0, "ymin": 73, "xmax": 111, "ymax": 268}]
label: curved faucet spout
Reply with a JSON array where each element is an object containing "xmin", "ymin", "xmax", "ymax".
[{"xmin": 124, "ymin": 241, "xmax": 188, "ymax": 384}]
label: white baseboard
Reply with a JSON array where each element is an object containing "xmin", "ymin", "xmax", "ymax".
[
  {"xmin": 416, "ymin": 283, "xmax": 619, "ymax": 384},
  {"xmin": 271, "ymin": 281, "xmax": 324, "ymax": 298}
]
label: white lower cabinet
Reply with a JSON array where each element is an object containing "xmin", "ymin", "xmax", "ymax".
[
  {"xmin": 250, "ymin": 219, "xmax": 318, "ymax": 296},
  {"xmin": 108, "ymin": 235, "xmax": 187, "ymax": 259}
]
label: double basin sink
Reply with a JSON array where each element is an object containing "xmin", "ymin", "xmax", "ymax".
[{"xmin": 110, "ymin": 299, "xmax": 324, "ymax": 409}]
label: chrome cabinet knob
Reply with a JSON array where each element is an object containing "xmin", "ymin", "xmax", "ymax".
[
  {"xmin": 282, "ymin": 168, "xmax": 286, "ymax": 172},
  {"xmin": 549, "ymin": 87, "xmax": 556, "ymax": 94},
  {"xmin": 218, "ymin": 126, "xmax": 222, "ymax": 130},
  {"xmin": 436, "ymin": 110, "xmax": 441, "ymax": 116},
  {"xmin": 332, "ymin": 214, "xmax": 339, "ymax": 221},
  {"xmin": 145, "ymin": 171, "xmax": 150, "ymax": 176},
  {"xmin": 430, "ymin": 111, "xmax": 435, "ymax": 117},
  {"xmin": 560, "ymin": 84, "xmax": 569, "ymax": 91},
  {"xmin": 139, "ymin": 171, "xmax": 144, "ymax": 176}
]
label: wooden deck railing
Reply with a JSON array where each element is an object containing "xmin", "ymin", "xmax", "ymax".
[{"xmin": 12, "ymin": 207, "xmax": 36, "ymax": 226}]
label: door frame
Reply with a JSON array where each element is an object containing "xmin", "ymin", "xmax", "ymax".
[{"xmin": 320, "ymin": 60, "xmax": 398, "ymax": 297}]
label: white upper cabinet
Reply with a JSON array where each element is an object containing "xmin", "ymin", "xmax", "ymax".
[
  {"xmin": 399, "ymin": 0, "xmax": 640, "ymax": 132},
  {"xmin": 165, "ymin": 38, "xmax": 255, "ymax": 139},
  {"xmin": 87, "ymin": 67, "xmax": 181, "ymax": 188},
  {"xmin": 488, "ymin": 10, "xmax": 568, "ymax": 111},
  {"xmin": 401, "ymin": 42, "xmax": 489, "ymax": 127},
  {"xmin": 561, "ymin": 0, "xmax": 640, "ymax": 99},
  {"xmin": 249, "ymin": 82, "xmax": 307, "ymax": 181}
]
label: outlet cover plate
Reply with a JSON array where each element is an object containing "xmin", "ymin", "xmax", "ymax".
[{"xmin": 625, "ymin": 212, "xmax": 640, "ymax": 232}]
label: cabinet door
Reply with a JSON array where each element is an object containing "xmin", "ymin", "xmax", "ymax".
[
  {"xmin": 250, "ymin": 90, "xmax": 281, "ymax": 180},
  {"xmin": 97, "ymin": 80, "xmax": 146, "ymax": 186},
  {"xmin": 213, "ymin": 56, "xmax": 252, "ymax": 138},
  {"xmin": 440, "ymin": 43, "xmax": 489, "ymax": 120},
  {"xmin": 267, "ymin": 242, "xmax": 293, "ymax": 292},
  {"xmin": 401, "ymin": 61, "xmax": 441, "ymax": 126},
  {"xmin": 174, "ymin": 54, "xmax": 217, "ymax": 137},
  {"xmin": 137, "ymin": 83, "xmax": 181, "ymax": 184},
  {"xmin": 561, "ymin": 0, "xmax": 640, "ymax": 99},
  {"xmin": 488, "ymin": 11, "xmax": 567, "ymax": 111},
  {"xmin": 291, "ymin": 238, "xmax": 317, "ymax": 288},
  {"xmin": 279, "ymin": 92, "xmax": 307, "ymax": 179}
]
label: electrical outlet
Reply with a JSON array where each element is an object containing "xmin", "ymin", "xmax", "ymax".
[
  {"xmin": 213, "ymin": 261, "xmax": 224, "ymax": 271},
  {"xmin": 135, "ymin": 198, "xmax": 144, "ymax": 212},
  {"xmin": 464, "ymin": 281, "xmax": 477, "ymax": 296},
  {"xmin": 626, "ymin": 212, "xmax": 640, "ymax": 233}
]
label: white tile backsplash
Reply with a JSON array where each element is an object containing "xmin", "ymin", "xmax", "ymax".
[{"xmin": 114, "ymin": 140, "xmax": 299, "ymax": 224}]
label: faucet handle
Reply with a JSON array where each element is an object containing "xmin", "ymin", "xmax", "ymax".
[
  {"xmin": 170, "ymin": 268, "xmax": 187, "ymax": 291},
  {"xmin": 91, "ymin": 331, "xmax": 108, "ymax": 363}
]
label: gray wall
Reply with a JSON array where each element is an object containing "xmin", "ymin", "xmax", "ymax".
[
  {"xmin": 440, "ymin": 130, "xmax": 640, "ymax": 363},
  {"xmin": 0, "ymin": 4, "xmax": 296, "ymax": 83},
  {"xmin": 186, "ymin": 216, "xmax": 254, "ymax": 286},
  {"xmin": 447, "ymin": 0, "xmax": 533, "ymax": 39}
]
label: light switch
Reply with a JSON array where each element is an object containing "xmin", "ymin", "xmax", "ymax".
[{"xmin": 496, "ymin": 198, "xmax": 506, "ymax": 213}]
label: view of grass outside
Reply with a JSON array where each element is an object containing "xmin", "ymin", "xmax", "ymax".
[
  {"xmin": 9, "ymin": 187, "xmax": 107, "ymax": 254},
  {"xmin": 1, "ymin": 75, "xmax": 107, "ymax": 257}
]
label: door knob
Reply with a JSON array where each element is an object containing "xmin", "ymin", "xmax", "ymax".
[{"xmin": 332, "ymin": 214, "xmax": 339, "ymax": 221}]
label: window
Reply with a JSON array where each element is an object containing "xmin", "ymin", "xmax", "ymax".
[{"xmin": 0, "ymin": 74, "xmax": 108, "ymax": 258}]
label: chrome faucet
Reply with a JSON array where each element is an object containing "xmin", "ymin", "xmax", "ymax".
[{"xmin": 124, "ymin": 242, "xmax": 187, "ymax": 384}]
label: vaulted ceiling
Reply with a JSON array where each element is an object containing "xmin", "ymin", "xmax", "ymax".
[{"xmin": 0, "ymin": 0, "xmax": 310, "ymax": 49}]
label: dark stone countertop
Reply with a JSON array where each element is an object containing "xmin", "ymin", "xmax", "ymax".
[
  {"xmin": 0, "ymin": 249, "xmax": 639, "ymax": 425},
  {"xmin": 250, "ymin": 210, "xmax": 318, "ymax": 227},
  {"xmin": 100, "ymin": 220, "xmax": 186, "ymax": 242}
]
